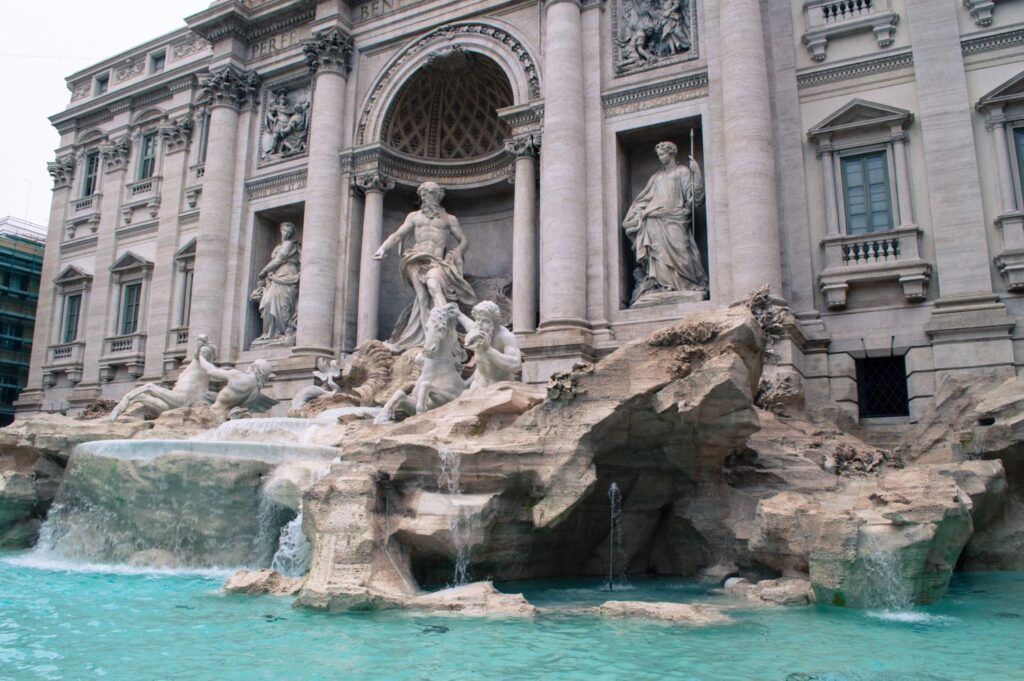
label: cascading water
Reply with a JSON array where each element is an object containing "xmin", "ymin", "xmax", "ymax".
[
  {"xmin": 270, "ymin": 513, "xmax": 311, "ymax": 577},
  {"xmin": 605, "ymin": 482, "xmax": 627, "ymax": 591},
  {"xmin": 861, "ymin": 529, "xmax": 912, "ymax": 611},
  {"xmin": 438, "ymin": 448, "xmax": 472, "ymax": 587}
]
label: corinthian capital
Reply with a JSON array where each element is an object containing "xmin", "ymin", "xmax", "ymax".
[
  {"xmin": 504, "ymin": 134, "xmax": 541, "ymax": 159},
  {"xmin": 100, "ymin": 137, "xmax": 132, "ymax": 173},
  {"xmin": 47, "ymin": 154, "xmax": 76, "ymax": 189},
  {"xmin": 304, "ymin": 27, "xmax": 353, "ymax": 75},
  {"xmin": 199, "ymin": 65, "xmax": 261, "ymax": 109},
  {"xmin": 354, "ymin": 171, "xmax": 394, "ymax": 195},
  {"xmin": 159, "ymin": 114, "xmax": 194, "ymax": 154}
]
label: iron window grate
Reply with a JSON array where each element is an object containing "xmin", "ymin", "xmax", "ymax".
[{"xmin": 856, "ymin": 355, "xmax": 909, "ymax": 418}]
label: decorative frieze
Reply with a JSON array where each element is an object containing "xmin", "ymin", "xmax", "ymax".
[
  {"xmin": 303, "ymin": 26, "xmax": 353, "ymax": 74},
  {"xmin": 245, "ymin": 169, "xmax": 308, "ymax": 201},
  {"xmin": 612, "ymin": 0, "xmax": 697, "ymax": 76},
  {"xmin": 346, "ymin": 144, "xmax": 515, "ymax": 189},
  {"xmin": 100, "ymin": 137, "xmax": 131, "ymax": 173},
  {"xmin": 170, "ymin": 32, "xmax": 211, "ymax": 61},
  {"xmin": 504, "ymin": 134, "xmax": 541, "ymax": 159},
  {"xmin": 199, "ymin": 66, "xmax": 261, "ymax": 110},
  {"xmin": 601, "ymin": 71, "xmax": 708, "ymax": 117},
  {"xmin": 796, "ymin": 50, "xmax": 912, "ymax": 89},
  {"xmin": 113, "ymin": 57, "xmax": 145, "ymax": 84},
  {"xmin": 47, "ymin": 155, "xmax": 76, "ymax": 189},
  {"xmin": 68, "ymin": 80, "xmax": 90, "ymax": 102},
  {"xmin": 961, "ymin": 28, "xmax": 1024, "ymax": 56},
  {"xmin": 353, "ymin": 0, "xmax": 431, "ymax": 23}
]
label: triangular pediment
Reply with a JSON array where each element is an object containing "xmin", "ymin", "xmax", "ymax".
[
  {"xmin": 809, "ymin": 99, "xmax": 913, "ymax": 140},
  {"xmin": 174, "ymin": 238, "xmax": 196, "ymax": 260},
  {"xmin": 109, "ymin": 251, "xmax": 153, "ymax": 274},
  {"xmin": 978, "ymin": 71, "xmax": 1024, "ymax": 109},
  {"xmin": 54, "ymin": 265, "xmax": 92, "ymax": 286}
]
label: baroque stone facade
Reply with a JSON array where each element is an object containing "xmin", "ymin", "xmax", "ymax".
[{"xmin": 17, "ymin": 0, "xmax": 1024, "ymax": 429}]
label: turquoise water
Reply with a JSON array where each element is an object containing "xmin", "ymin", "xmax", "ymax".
[{"xmin": 2, "ymin": 554, "xmax": 1023, "ymax": 681}]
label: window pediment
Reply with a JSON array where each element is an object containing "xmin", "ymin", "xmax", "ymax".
[
  {"xmin": 110, "ymin": 251, "xmax": 153, "ymax": 281},
  {"xmin": 174, "ymin": 238, "xmax": 196, "ymax": 261},
  {"xmin": 54, "ymin": 265, "xmax": 93, "ymax": 289},
  {"xmin": 808, "ymin": 99, "xmax": 913, "ymax": 146},
  {"xmin": 978, "ymin": 71, "xmax": 1024, "ymax": 113}
]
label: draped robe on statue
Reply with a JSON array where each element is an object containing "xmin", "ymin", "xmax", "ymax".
[
  {"xmin": 623, "ymin": 161, "xmax": 707, "ymax": 304},
  {"xmin": 386, "ymin": 248, "xmax": 477, "ymax": 353}
]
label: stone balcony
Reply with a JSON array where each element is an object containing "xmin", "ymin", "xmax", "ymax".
[
  {"xmin": 802, "ymin": 0, "xmax": 899, "ymax": 61},
  {"xmin": 66, "ymin": 194, "xmax": 102, "ymax": 239},
  {"xmin": 121, "ymin": 177, "xmax": 162, "ymax": 225},
  {"xmin": 818, "ymin": 226, "xmax": 931, "ymax": 309},
  {"xmin": 163, "ymin": 326, "xmax": 190, "ymax": 372},
  {"xmin": 42, "ymin": 341, "xmax": 86, "ymax": 386},
  {"xmin": 100, "ymin": 333, "xmax": 146, "ymax": 380}
]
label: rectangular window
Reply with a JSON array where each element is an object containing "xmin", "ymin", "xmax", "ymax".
[
  {"xmin": 138, "ymin": 133, "xmax": 158, "ymax": 180},
  {"xmin": 856, "ymin": 356, "xmax": 910, "ymax": 419},
  {"xmin": 198, "ymin": 113, "xmax": 210, "ymax": 164},
  {"xmin": 95, "ymin": 74, "xmax": 109, "ymax": 95},
  {"xmin": 62, "ymin": 294, "xmax": 81, "ymax": 344},
  {"xmin": 151, "ymin": 52, "xmax": 165, "ymax": 74},
  {"xmin": 178, "ymin": 268, "xmax": 194, "ymax": 328},
  {"xmin": 842, "ymin": 152, "xmax": 893, "ymax": 235},
  {"xmin": 119, "ymin": 283, "xmax": 142, "ymax": 336},
  {"xmin": 82, "ymin": 151, "xmax": 100, "ymax": 197},
  {"xmin": 1015, "ymin": 127, "xmax": 1024, "ymax": 200}
]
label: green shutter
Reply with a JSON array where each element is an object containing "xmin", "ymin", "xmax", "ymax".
[
  {"xmin": 63, "ymin": 294, "xmax": 81, "ymax": 344},
  {"xmin": 120, "ymin": 283, "xmax": 141, "ymax": 336},
  {"xmin": 1015, "ymin": 128, "xmax": 1024, "ymax": 201},
  {"xmin": 842, "ymin": 152, "xmax": 893, "ymax": 235},
  {"xmin": 139, "ymin": 134, "xmax": 157, "ymax": 180}
]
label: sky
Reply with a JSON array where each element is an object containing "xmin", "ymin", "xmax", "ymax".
[{"xmin": 0, "ymin": 1, "xmax": 211, "ymax": 227}]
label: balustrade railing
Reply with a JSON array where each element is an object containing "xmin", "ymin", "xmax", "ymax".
[
  {"xmin": 841, "ymin": 234, "xmax": 900, "ymax": 265},
  {"xmin": 820, "ymin": 0, "xmax": 874, "ymax": 23}
]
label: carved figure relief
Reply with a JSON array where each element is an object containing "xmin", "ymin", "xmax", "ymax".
[
  {"xmin": 251, "ymin": 221, "xmax": 301, "ymax": 346},
  {"xmin": 614, "ymin": 0, "xmax": 696, "ymax": 75},
  {"xmin": 260, "ymin": 88, "xmax": 310, "ymax": 162},
  {"xmin": 622, "ymin": 140, "xmax": 707, "ymax": 305}
]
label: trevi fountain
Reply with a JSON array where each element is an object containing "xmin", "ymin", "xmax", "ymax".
[{"xmin": 4, "ymin": 0, "xmax": 1024, "ymax": 679}]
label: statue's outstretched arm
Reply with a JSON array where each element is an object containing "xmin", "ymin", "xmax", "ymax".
[
  {"xmin": 197, "ymin": 353, "xmax": 232, "ymax": 382},
  {"xmin": 374, "ymin": 216, "xmax": 414, "ymax": 259}
]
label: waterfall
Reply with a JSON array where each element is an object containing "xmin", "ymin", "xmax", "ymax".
[
  {"xmin": 438, "ymin": 448, "xmax": 472, "ymax": 587},
  {"xmin": 270, "ymin": 513, "xmax": 311, "ymax": 577},
  {"xmin": 861, "ymin": 529, "xmax": 912, "ymax": 610},
  {"xmin": 606, "ymin": 482, "xmax": 627, "ymax": 591}
]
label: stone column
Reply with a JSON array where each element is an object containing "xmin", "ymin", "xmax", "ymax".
[
  {"xmin": 891, "ymin": 134, "xmax": 915, "ymax": 226},
  {"xmin": 991, "ymin": 116, "xmax": 1018, "ymax": 214},
  {"xmin": 354, "ymin": 172, "xmax": 393, "ymax": 346},
  {"xmin": 720, "ymin": 0, "xmax": 782, "ymax": 297},
  {"xmin": 142, "ymin": 116, "xmax": 192, "ymax": 379},
  {"xmin": 79, "ymin": 137, "xmax": 132, "ymax": 387},
  {"xmin": 294, "ymin": 28, "xmax": 352, "ymax": 356},
  {"xmin": 190, "ymin": 66, "xmax": 259, "ymax": 350},
  {"xmin": 538, "ymin": 0, "xmax": 588, "ymax": 329},
  {"xmin": 819, "ymin": 148, "xmax": 839, "ymax": 235},
  {"xmin": 506, "ymin": 135, "xmax": 540, "ymax": 333}
]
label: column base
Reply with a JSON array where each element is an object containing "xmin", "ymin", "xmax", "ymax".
[
  {"xmin": 924, "ymin": 293, "xmax": 1015, "ymax": 383},
  {"xmin": 519, "ymin": 326, "xmax": 595, "ymax": 384},
  {"xmin": 291, "ymin": 345, "xmax": 335, "ymax": 358}
]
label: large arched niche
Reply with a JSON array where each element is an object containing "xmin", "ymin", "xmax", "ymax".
[
  {"xmin": 356, "ymin": 21, "xmax": 541, "ymax": 149},
  {"xmin": 363, "ymin": 24, "xmax": 536, "ymax": 341}
]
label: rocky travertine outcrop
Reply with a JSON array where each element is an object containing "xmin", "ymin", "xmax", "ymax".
[
  {"xmin": 225, "ymin": 569, "xmax": 304, "ymax": 595},
  {"xmin": 592, "ymin": 601, "xmax": 733, "ymax": 626}
]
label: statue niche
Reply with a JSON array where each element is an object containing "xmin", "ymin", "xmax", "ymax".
[
  {"xmin": 250, "ymin": 221, "xmax": 301, "ymax": 347},
  {"xmin": 622, "ymin": 139, "xmax": 707, "ymax": 307}
]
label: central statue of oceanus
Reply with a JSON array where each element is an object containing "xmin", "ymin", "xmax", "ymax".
[{"xmin": 373, "ymin": 181, "xmax": 478, "ymax": 353}]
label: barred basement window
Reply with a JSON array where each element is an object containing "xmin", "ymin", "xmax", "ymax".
[{"xmin": 856, "ymin": 355, "xmax": 909, "ymax": 418}]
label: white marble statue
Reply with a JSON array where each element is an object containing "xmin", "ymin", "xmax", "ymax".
[
  {"xmin": 374, "ymin": 303, "xmax": 467, "ymax": 424},
  {"xmin": 196, "ymin": 354, "xmax": 277, "ymax": 420},
  {"xmin": 373, "ymin": 181, "xmax": 478, "ymax": 353},
  {"xmin": 458, "ymin": 300, "xmax": 522, "ymax": 390},
  {"xmin": 622, "ymin": 141, "xmax": 707, "ymax": 305},
  {"xmin": 251, "ymin": 221, "xmax": 300, "ymax": 343},
  {"xmin": 109, "ymin": 335, "xmax": 217, "ymax": 420}
]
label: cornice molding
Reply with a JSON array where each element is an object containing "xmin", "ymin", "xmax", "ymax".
[
  {"xmin": 796, "ymin": 51, "xmax": 913, "ymax": 89},
  {"xmin": 962, "ymin": 27, "xmax": 1024, "ymax": 56},
  {"xmin": 244, "ymin": 168, "xmax": 308, "ymax": 200},
  {"xmin": 601, "ymin": 71, "xmax": 708, "ymax": 117}
]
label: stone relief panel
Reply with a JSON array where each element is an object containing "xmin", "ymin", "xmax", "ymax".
[
  {"xmin": 259, "ymin": 80, "xmax": 311, "ymax": 166},
  {"xmin": 613, "ymin": 0, "xmax": 698, "ymax": 76}
]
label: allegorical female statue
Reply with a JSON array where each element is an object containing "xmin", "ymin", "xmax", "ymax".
[
  {"xmin": 251, "ymin": 221, "xmax": 301, "ymax": 343},
  {"xmin": 622, "ymin": 141, "xmax": 706, "ymax": 305}
]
